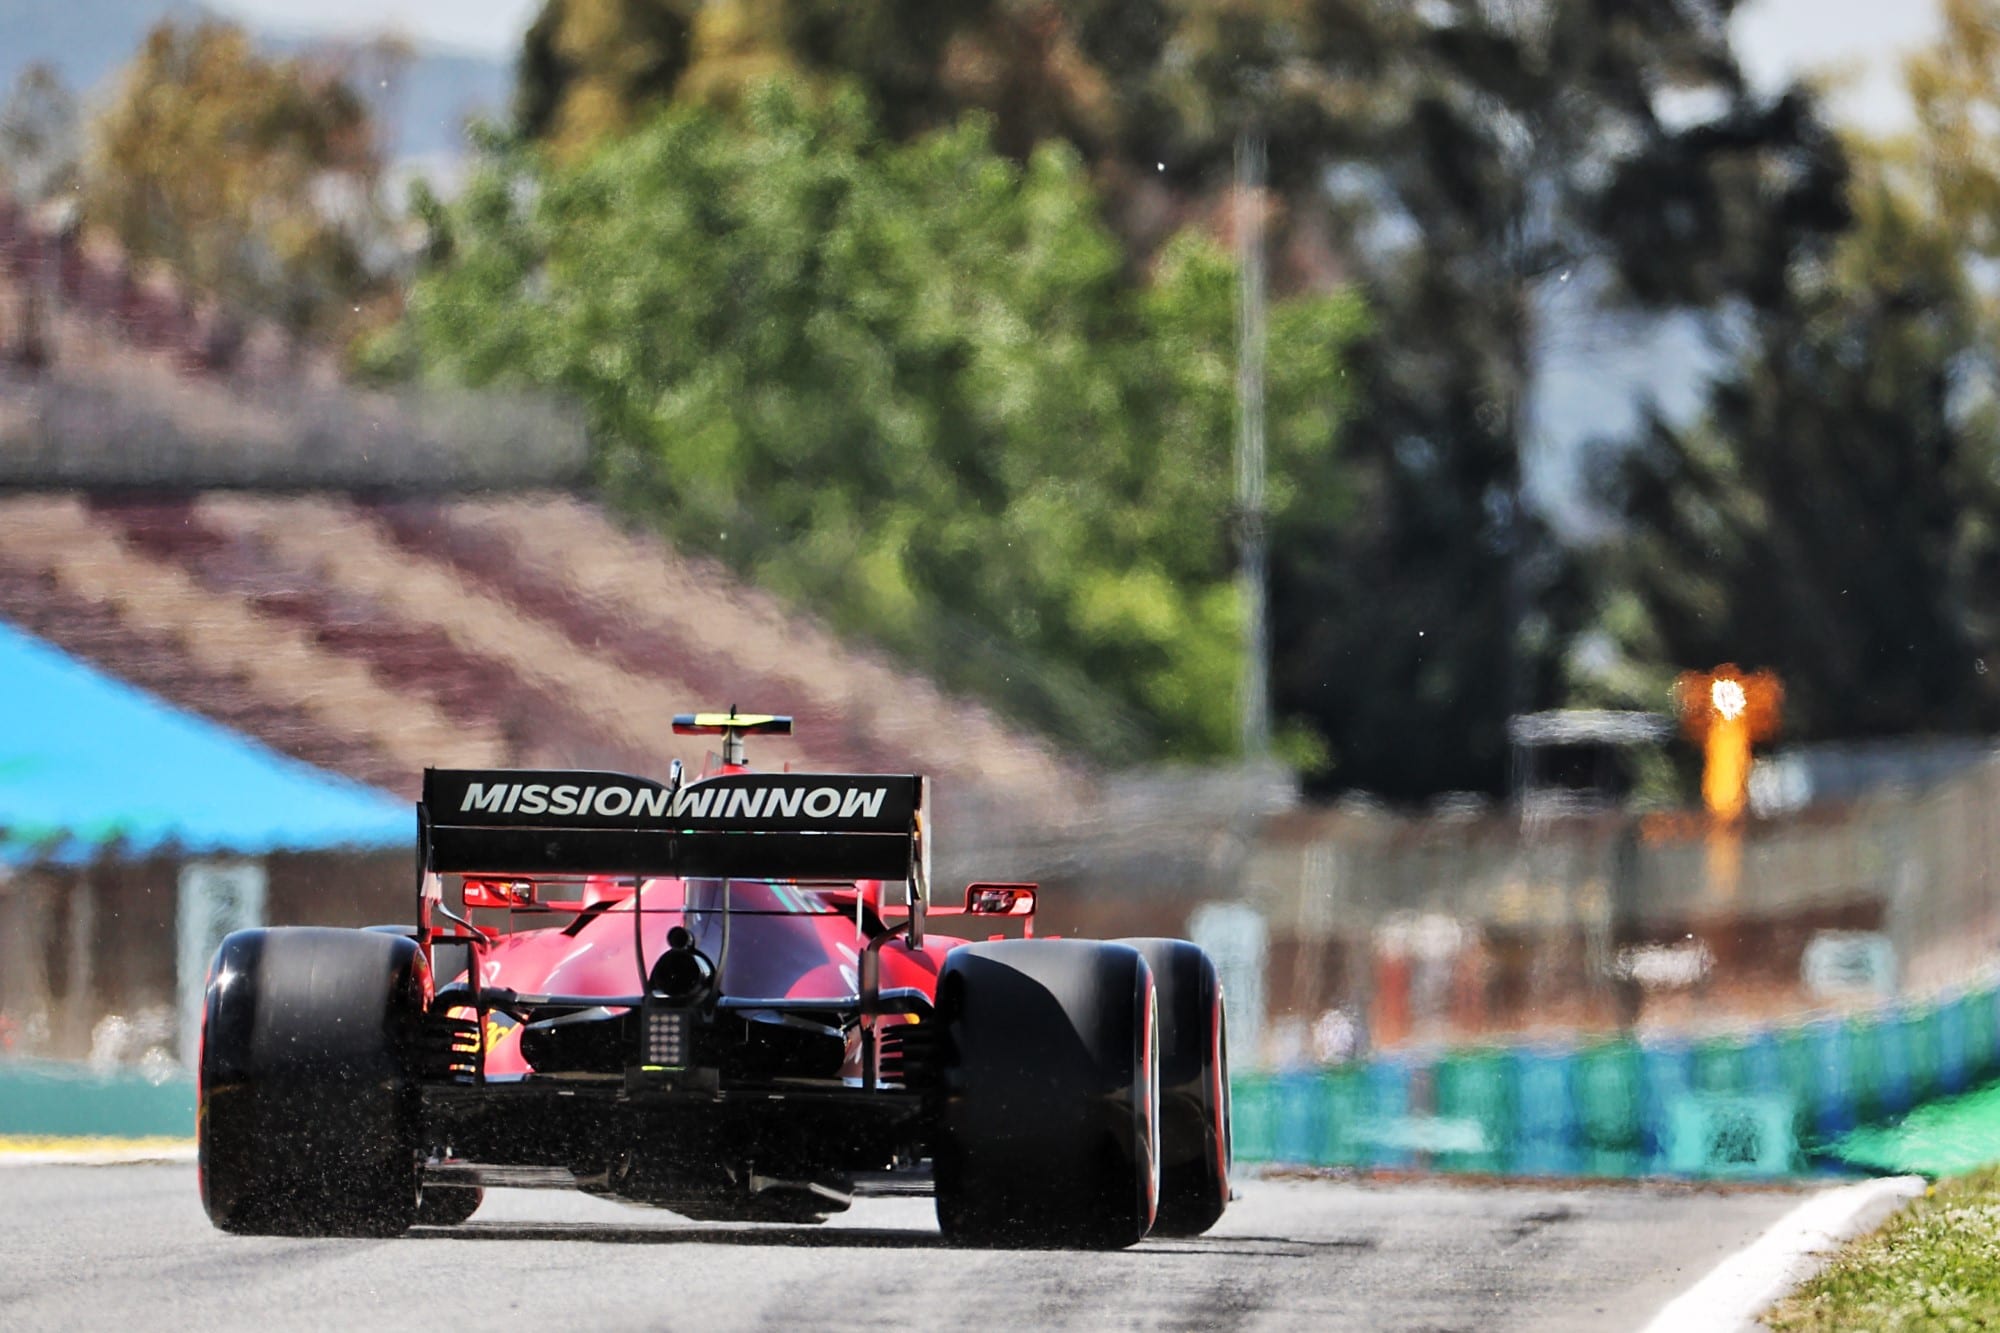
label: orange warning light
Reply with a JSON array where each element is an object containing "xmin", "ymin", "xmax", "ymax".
[{"xmin": 1674, "ymin": 664, "xmax": 1781, "ymax": 823}]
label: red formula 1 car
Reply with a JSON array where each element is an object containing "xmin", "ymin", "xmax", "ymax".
[{"xmin": 197, "ymin": 712, "xmax": 1230, "ymax": 1248}]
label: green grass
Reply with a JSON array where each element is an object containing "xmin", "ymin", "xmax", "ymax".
[
  {"xmin": 1766, "ymin": 1167, "xmax": 2000, "ymax": 1331},
  {"xmin": 1834, "ymin": 1080, "xmax": 2000, "ymax": 1177}
]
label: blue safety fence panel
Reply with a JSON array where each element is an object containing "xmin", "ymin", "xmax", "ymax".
[
  {"xmin": 1907, "ymin": 1005, "xmax": 1943, "ymax": 1106},
  {"xmin": 1273, "ymin": 1071, "xmax": 1332, "ymax": 1166},
  {"xmin": 1432, "ymin": 1051, "xmax": 1509, "ymax": 1174},
  {"xmin": 1315, "ymin": 1068, "xmax": 1370, "ymax": 1167},
  {"xmin": 1231, "ymin": 1074, "xmax": 1277, "ymax": 1162},
  {"xmin": 1773, "ymin": 1028, "xmax": 1816, "ymax": 1144},
  {"xmin": 1640, "ymin": 1041, "xmax": 1694, "ymax": 1159},
  {"xmin": 1962, "ymin": 988, "xmax": 1999, "ymax": 1085},
  {"xmin": 1663, "ymin": 1093, "xmax": 1801, "ymax": 1178},
  {"xmin": 1809, "ymin": 1019, "xmax": 1859, "ymax": 1139},
  {"xmin": 1363, "ymin": 1058, "xmax": 1415, "ymax": 1170},
  {"xmin": 1937, "ymin": 995, "xmax": 1970, "ymax": 1096},
  {"xmin": 1744, "ymin": 1031, "xmax": 1785, "ymax": 1096},
  {"xmin": 1694, "ymin": 1036, "xmax": 1748, "ymax": 1096},
  {"xmin": 1574, "ymin": 1041, "xmax": 1642, "ymax": 1154},
  {"xmin": 1229, "ymin": 976, "xmax": 2000, "ymax": 1180},
  {"xmin": 1874, "ymin": 1011, "xmax": 1914, "ymax": 1120},
  {"xmin": 1510, "ymin": 1047, "xmax": 1575, "ymax": 1144},
  {"xmin": 1507, "ymin": 1047, "xmax": 1577, "ymax": 1176}
]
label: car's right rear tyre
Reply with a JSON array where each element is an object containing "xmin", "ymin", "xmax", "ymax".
[
  {"xmin": 932, "ymin": 939, "xmax": 1159, "ymax": 1249},
  {"xmin": 1122, "ymin": 939, "xmax": 1230, "ymax": 1237},
  {"xmin": 199, "ymin": 927, "xmax": 426, "ymax": 1237}
]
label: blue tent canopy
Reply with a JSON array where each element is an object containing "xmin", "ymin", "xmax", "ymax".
[{"xmin": 0, "ymin": 619, "xmax": 412, "ymax": 863}]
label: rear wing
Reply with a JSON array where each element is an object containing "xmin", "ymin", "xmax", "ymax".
[{"xmin": 420, "ymin": 768, "xmax": 922, "ymax": 881}]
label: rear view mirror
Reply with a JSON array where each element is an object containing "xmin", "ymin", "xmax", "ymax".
[
  {"xmin": 964, "ymin": 882, "xmax": 1037, "ymax": 916},
  {"xmin": 464, "ymin": 878, "xmax": 536, "ymax": 909}
]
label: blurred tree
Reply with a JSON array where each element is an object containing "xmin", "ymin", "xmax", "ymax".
[
  {"xmin": 1588, "ymin": 0, "xmax": 2000, "ymax": 744},
  {"xmin": 509, "ymin": 0, "xmax": 1375, "ymax": 256},
  {"xmin": 1591, "ymin": 198, "xmax": 2000, "ymax": 741},
  {"xmin": 382, "ymin": 81, "xmax": 1365, "ymax": 761},
  {"xmin": 516, "ymin": 0, "xmax": 698, "ymax": 156},
  {"xmin": 0, "ymin": 64, "xmax": 80, "ymax": 203},
  {"xmin": 495, "ymin": 0, "xmax": 1853, "ymax": 795},
  {"xmin": 1265, "ymin": 2, "xmax": 1850, "ymax": 797},
  {"xmin": 82, "ymin": 20, "xmax": 387, "ymax": 335},
  {"xmin": 1894, "ymin": 0, "xmax": 2000, "ymax": 265},
  {"xmin": 517, "ymin": 1, "xmax": 1101, "ymax": 157}
]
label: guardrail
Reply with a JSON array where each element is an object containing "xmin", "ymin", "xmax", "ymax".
[
  {"xmin": 0, "ymin": 1060, "xmax": 195, "ymax": 1138},
  {"xmin": 1231, "ymin": 978, "xmax": 2000, "ymax": 1178}
]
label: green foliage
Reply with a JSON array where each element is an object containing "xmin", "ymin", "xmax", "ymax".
[
  {"xmin": 516, "ymin": 0, "xmax": 698, "ymax": 157},
  {"xmin": 82, "ymin": 20, "xmax": 388, "ymax": 335},
  {"xmin": 497, "ymin": 0, "xmax": 1861, "ymax": 796},
  {"xmin": 381, "ymin": 81, "xmax": 1365, "ymax": 761}
]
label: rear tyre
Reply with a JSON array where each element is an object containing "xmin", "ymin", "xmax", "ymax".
[
  {"xmin": 933, "ymin": 940, "xmax": 1159, "ymax": 1249},
  {"xmin": 199, "ymin": 927, "xmax": 427, "ymax": 1237},
  {"xmin": 1122, "ymin": 939, "xmax": 1230, "ymax": 1237},
  {"xmin": 415, "ymin": 1186, "xmax": 484, "ymax": 1226},
  {"xmin": 365, "ymin": 923, "xmax": 469, "ymax": 986}
]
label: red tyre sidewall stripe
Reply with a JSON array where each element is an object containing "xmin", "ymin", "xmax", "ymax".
[
  {"xmin": 1210, "ymin": 984, "xmax": 1229, "ymax": 1208},
  {"xmin": 1141, "ymin": 972, "xmax": 1159, "ymax": 1228}
]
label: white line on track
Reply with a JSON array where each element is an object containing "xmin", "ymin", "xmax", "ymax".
[
  {"xmin": 1640, "ymin": 1174, "xmax": 1925, "ymax": 1333},
  {"xmin": 0, "ymin": 1142, "xmax": 197, "ymax": 1167}
]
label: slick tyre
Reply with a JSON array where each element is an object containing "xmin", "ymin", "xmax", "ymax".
[
  {"xmin": 199, "ymin": 927, "xmax": 427, "ymax": 1237},
  {"xmin": 1121, "ymin": 939, "xmax": 1230, "ymax": 1237},
  {"xmin": 365, "ymin": 923, "xmax": 469, "ymax": 987},
  {"xmin": 933, "ymin": 940, "xmax": 1159, "ymax": 1249}
]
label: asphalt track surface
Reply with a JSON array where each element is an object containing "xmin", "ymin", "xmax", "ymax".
[{"xmin": 0, "ymin": 1164, "xmax": 1808, "ymax": 1331}]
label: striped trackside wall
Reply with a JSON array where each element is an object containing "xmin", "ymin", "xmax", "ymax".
[
  {"xmin": 82, "ymin": 496, "xmax": 666, "ymax": 781},
  {"xmin": 196, "ymin": 494, "xmax": 765, "ymax": 781},
  {"xmin": 0, "ymin": 496, "xmax": 505, "ymax": 792}
]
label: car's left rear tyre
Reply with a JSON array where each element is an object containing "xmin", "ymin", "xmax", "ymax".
[{"xmin": 199, "ymin": 927, "xmax": 426, "ymax": 1237}]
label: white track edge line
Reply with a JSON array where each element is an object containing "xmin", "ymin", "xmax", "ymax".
[
  {"xmin": 0, "ymin": 1144, "xmax": 197, "ymax": 1167},
  {"xmin": 1640, "ymin": 1174, "xmax": 1926, "ymax": 1333}
]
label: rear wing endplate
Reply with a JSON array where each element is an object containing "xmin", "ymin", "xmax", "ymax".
[{"xmin": 420, "ymin": 768, "xmax": 921, "ymax": 881}]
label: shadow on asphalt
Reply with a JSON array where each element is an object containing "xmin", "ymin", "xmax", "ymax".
[
  {"xmin": 407, "ymin": 1221, "xmax": 947, "ymax": 1248},
  {"xmin": 406, "ymin": 1222, "xmax": 1379, "ymax": 1257}
]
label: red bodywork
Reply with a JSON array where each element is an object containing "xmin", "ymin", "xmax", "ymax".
[
  {"xmin": 459, "ymin": 875, "xmax": 976, "ymax": 1080},
  {"xmin": 405, "ymin": 748, "xmax": 1043, "ymax": 1219}
]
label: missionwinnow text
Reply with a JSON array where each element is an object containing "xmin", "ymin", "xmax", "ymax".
[{"xmin": 457, "ymin": 781, "xmax": 891, "ymax": 822}]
